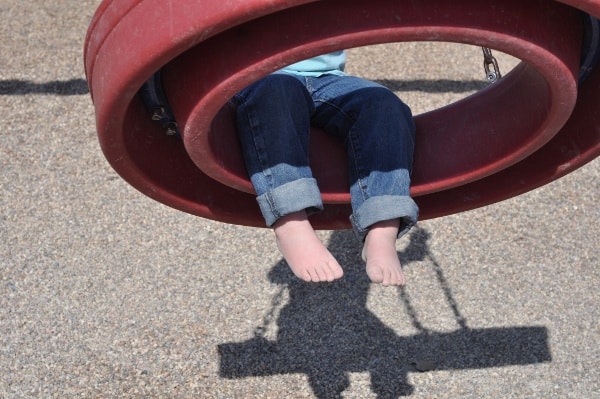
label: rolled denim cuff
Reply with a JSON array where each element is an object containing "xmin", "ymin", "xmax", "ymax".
[
  {"xmin": 256, "ymin": 178, "xmax": 324, "ymax": 227},
  {"xmin": 350, "ymin": 195, "xmax": 419, "ymax": 241}
]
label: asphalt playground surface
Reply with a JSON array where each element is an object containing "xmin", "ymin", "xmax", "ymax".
[{"xmin": 1, "ymin": 1, "xmax": 598, "ymax": 398}]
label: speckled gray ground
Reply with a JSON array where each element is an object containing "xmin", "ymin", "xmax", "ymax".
[{"xmin": 1, "ymin": 1, "xmax": 598, "ymax": 398}]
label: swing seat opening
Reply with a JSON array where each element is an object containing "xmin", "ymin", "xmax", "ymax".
[{"xmin": 84, "ymin": 0, "xmax": 600, "ymax": 229}]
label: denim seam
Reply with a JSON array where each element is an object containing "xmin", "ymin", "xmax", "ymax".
[
  {"xmin": 347, "ymin": 124, "xmax": 368, "ymax": 203},
  {"xmin": 304, "ymin": 76, "xmax": 313, "ymax": 93},
  {"xmin": 265, "ymin": 191, "xmax": 279, "ymax": 221},
  {"xmin": 244, "ymin": 103, "xmax": 274, "ymax": 188}
]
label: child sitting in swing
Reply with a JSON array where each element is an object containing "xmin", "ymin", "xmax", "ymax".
[{"xmin": 232, "ymin": 50, "xmax": 418, "ymax": 286}]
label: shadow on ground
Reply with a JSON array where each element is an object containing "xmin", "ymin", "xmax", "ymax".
[
  {"xmin": 0, "ymin": 78, "xmax": 485, "ymax": 96},
  {"xmin": 219, "ymin": 226, "xmax": 550, "ymax": 397},
  {"xmin": 0, "ymin": 79, "xmax": 89, "ymax": 95}
]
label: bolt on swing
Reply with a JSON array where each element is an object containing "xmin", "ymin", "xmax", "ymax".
[{"xmin": 482, "ymin": 47, "xmax": 502, "ymax": 83}]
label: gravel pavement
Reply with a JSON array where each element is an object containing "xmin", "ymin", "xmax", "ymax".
[{"xmin": 1, "ymin": 1, "xmax": 598, "ymax": 398}]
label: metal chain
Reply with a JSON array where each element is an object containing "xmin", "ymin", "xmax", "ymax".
[{"xmin": 482, "ymin": 47, "xmax": 502, "ymax": 83}]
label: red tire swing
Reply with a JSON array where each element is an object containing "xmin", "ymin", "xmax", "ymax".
[{"xmin": 84, "ymin": 0, "xmax": 600, "ymax": 229}]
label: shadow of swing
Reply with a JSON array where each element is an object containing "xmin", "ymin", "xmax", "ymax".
[
  {"xmin": 218, "ymin": 227, "xmax": 551, "ymax": 398},
  {"xmin": 0, "ymin": 78, "xmax": 483, "ymax": 96}
]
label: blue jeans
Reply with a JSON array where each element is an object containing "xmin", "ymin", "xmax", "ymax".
[{"xmin": 232, "ymin": 72, "xmax": 418, "ymax": 240}]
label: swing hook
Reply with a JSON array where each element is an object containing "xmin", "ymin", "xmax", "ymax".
[{"xmin": 482, "ymin": 47, "xmax": 502, "ymax": 83}]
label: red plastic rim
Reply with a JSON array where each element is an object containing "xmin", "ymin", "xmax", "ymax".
[
  {"xmin": 165, "ymin": 0, "xmax": 580, "ymax": 201},
  {"xmin": 84, "ymin": 0, "xmax": 600, "ymax": 228}
]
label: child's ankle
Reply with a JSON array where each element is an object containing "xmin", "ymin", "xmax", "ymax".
[
  {"xmin": 273, "ymin": 210, "xmax": 311, "ymax": 236},
  {"xmin": 365, "ymin": 218, "xmax": 400, "ymax": 243},
  {"xmin": 369, "ymin": 218, "xmax": 400, "ymax": 231}
]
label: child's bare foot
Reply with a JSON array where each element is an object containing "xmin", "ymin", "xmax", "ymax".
[
  {"xmin": 273, "ymin": 211, "xmax": 344, "ymax": 282},
  {"xmin": 362, "ymin": 219, "xmax": 405, "ymax": 286}
]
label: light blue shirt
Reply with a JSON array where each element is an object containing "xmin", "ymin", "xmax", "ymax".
[{"xmin": 280, "ymin": 51, "xmax": 347, "ymax": 77}]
